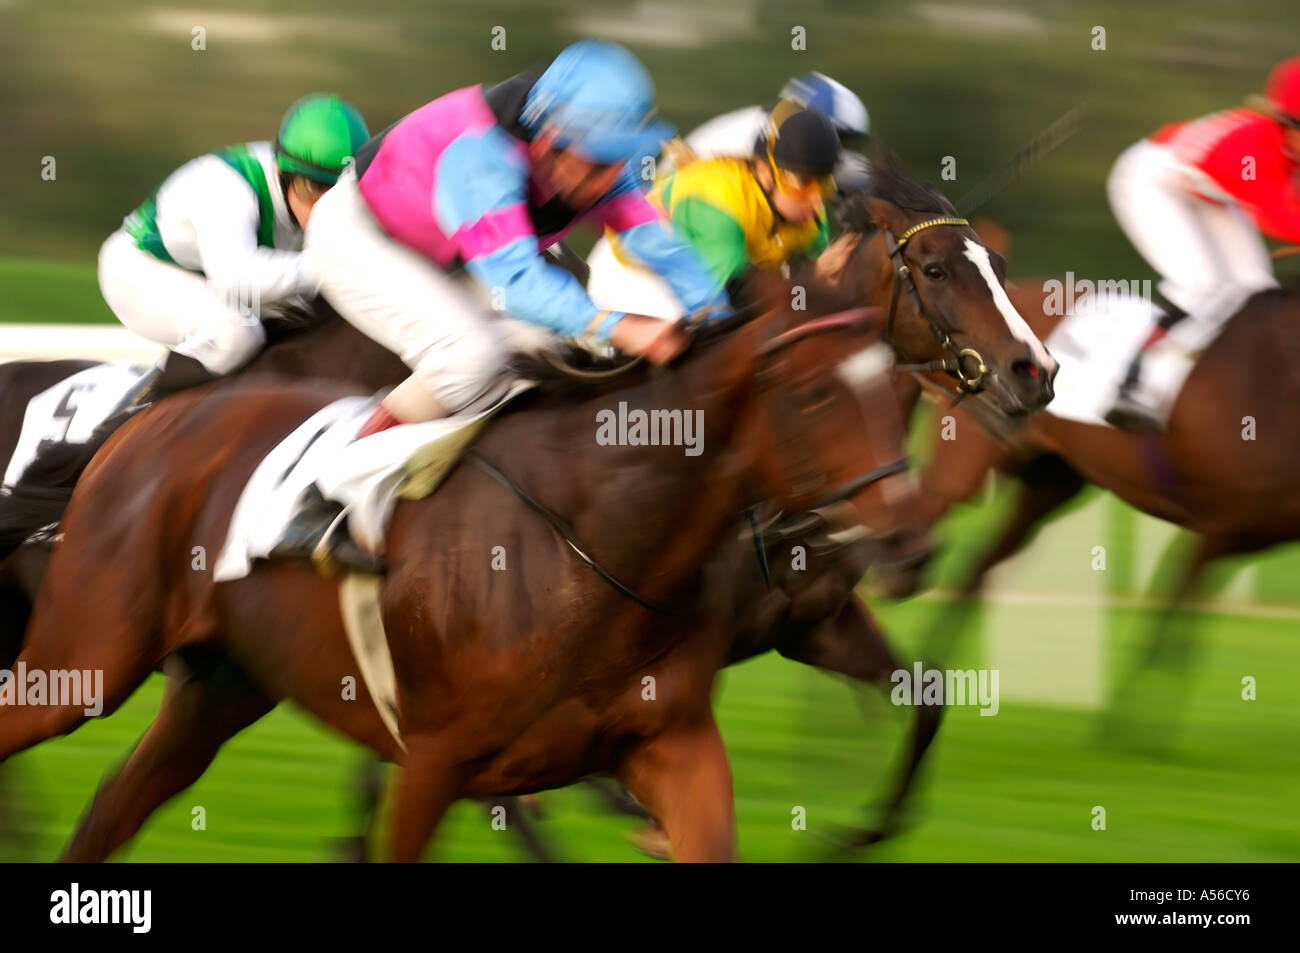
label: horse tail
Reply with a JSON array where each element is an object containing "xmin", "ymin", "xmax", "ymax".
[{"xmin": 0, "ymin": 410, "xmax": 132, "ymax": 559}]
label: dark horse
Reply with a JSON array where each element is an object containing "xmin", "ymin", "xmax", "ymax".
[
  {"xmin": 2, "ymin": 293, "xmax": 928, "ymax": 861},
  {"xmin": 902, "ymin": 276, "xmax": 1300, "ymax": 736}
]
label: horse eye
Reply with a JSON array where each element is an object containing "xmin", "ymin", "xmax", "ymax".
[{"xmin": 923, "ymin": 263, "xmax": 946, "ymax": 281}]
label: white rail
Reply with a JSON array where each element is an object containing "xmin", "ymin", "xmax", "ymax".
[{"xmin": 0, "ymin": 323, "xmax": 164, "ymax": 362}]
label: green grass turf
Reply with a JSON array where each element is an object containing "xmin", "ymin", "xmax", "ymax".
[
  {"xmin": 5, "ymin": 600, "xmax": 1297, "ymax": 862},
  {"xmin": 0, "ymin": 256, "xmax": 114, "ymax": 325}
]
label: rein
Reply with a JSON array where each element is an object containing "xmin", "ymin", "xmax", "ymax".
[
  {"xmin": 879, "ymin": 216, "xmax": 991, "ymax": 398},
  {"xmin": 466, "ymin": 309, "xmax": 907, "ymax": 616},
  {"xmin": 466, "ymin": 450, "xmax": 691, "ymax": 615}
]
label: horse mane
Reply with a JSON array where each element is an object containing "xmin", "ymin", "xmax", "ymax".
[{"xmin": 838, "ymin": 140, "xmax": 958, "ymax": 234}]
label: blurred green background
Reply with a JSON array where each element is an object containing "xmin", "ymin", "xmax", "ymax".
[{"xmin": 1, "ymin": 0, "xmax": 1297, "ymax": 861}]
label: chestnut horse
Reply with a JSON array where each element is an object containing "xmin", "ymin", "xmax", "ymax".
[{"xmin": 2, "ymin": 296, "xmax": 931, "ymax": 862}]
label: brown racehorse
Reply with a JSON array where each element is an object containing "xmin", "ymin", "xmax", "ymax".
[
  {"xmin": 905, "ymin": 277, "xmax": 1300, "ymax": 692},
  {"xmin": 0, "ymin": 165, "xmax": 1059, "ymax": 858},
  {"xmin": 331, "ymin": 173, "xmax": 1067, "ymax": 860},
  {"xmin": 2, "ymin": 294, "xmax": 929, "ymax": 862}
]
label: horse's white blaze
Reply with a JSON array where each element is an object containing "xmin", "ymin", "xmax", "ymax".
[
  {"xmin": 836, "ymin": 342, "xmax": 894, "ymax": 392},
  {"xmin": 961, "ymin": 239, "xmax": 1055, "ymax": 368}
]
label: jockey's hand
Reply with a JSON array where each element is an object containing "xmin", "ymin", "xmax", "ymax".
[{"xmin": 609, "ymin": 313, "xmax": 691, "ymax": 365}]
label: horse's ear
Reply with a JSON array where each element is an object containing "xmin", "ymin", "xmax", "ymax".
[
  {"xmin": 923, "ymin": 183, "xmax": 959, "ymax": 216},
  {"xmin": 863, "ymin": 195, "xmax": 909, "ymax": 235},
  {"xmin": 837, "ymin": 193, "xmax": 877, "ymax": 234}
]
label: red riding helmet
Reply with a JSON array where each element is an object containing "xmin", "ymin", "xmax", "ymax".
[{"xmin": 1264, "ymin": 55, "xmax": 1300, "ymax": 124}]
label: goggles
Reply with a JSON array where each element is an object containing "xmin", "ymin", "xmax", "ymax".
[{"xmin": 766, "ymin": 140, "xmax": 836, "ymax": 201}]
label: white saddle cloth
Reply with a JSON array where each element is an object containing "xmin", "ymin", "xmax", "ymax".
[
  {"xmin": 212, "ymin": 381, "xmax": 533, "ymax": 583},
  {"xmin": 1044, "ymin": 293, "xmax": 1214, "ymax": 428},
  {"xmin": 3, "ymin": 362, "xmax": 148, "ymax": 487}
]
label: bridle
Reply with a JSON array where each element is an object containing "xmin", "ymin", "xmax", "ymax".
[
  {"xmin": 469, "ymin": 307, "xmax": 908, "ymax": 615},
  {"xmin": 880, "ymin": 216, "xmax": 991, "ymax": 395}
]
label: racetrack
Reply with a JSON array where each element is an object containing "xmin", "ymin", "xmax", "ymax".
[{"xmin": 7, "ymin": 468, "xmax": 1297, "ymax": 862}]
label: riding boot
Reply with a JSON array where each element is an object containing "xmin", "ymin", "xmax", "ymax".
[
  {"xmin": 270, "ymin": 484, "xmax": 385, "ymax": 576},
  {"xmin": 1104, "ymin": 305, "xmax": 1188, "ymax": 432},
  {"xmin": 89, "ymin": 352, "xmax": 219, "ymax": 438},
  {"xmin": 137, "ymin": 351, "xmax": 220, "ymax": 405}
]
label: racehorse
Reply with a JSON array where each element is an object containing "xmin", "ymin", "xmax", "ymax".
[
  {"xmin": 901, "ymin": 276, "xmax": 1300, "ymax": 721},
  {"xmin": 330, "ymin": 168, "xmax": 1067, "ymax": 859},
  {"xmin": 0, "ymin": 159, "xmax": 1059, "ymax": 858},
  {"xmin": 2, "ymin": 290, "xmax": 927, "ymax": 862}
]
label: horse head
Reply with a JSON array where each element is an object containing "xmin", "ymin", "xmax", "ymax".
[{"xmin": 833, "ymin": 162, "xmax": 1059, "ymax": 415}]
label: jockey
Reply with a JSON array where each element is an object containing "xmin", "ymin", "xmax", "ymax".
[
  {"xmin": 1105, "ymin": 56, "xmax": 1300, "ymax": 430},
  {"xmin": 666, "ymin": 72, "xmax": 871, "ymax": 201},
  {"xmin": 587, "ymin": 100, "xmax": 841, "ymax": 318},
  {"xmin": 99, "ymin": 93, "xmax": 370, "ymax": 406},
  {"xmin": 274, "ymin": 40, "xmax": 730, "ymax": 570},
  {"xmin": 304, "ymin": 39, "xmax": 729, "ymax": 439}
]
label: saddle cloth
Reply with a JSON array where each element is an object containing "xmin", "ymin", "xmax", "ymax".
[
  {"xmin": 3, "ymin": 362, "xmax": 148, "ymax": 487},
  {"xmin": 212, "ymin": 380, "xmax": 534, "ymax": 583},
  {"xmin": 1043, "ymin": 292, "xmax": 1216, "ymax": 428}
]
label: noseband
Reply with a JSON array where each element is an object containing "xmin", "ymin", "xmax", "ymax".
[{"xmin": 881, "ymin": 216, "xmax": 990, "ymax": 394}]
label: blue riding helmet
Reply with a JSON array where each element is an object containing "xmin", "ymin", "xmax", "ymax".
[
  {"xmin": 521, "ymin": 39, "xmax": 675, "ymax": 164},
  {"xmin": 779, "ymin": 72, "xmax": 870, "ymax": 139}
]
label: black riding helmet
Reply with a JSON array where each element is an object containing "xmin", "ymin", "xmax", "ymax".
[{"xmin": 756, "ymin": 100, "xmax": 841, "ymax": 180}]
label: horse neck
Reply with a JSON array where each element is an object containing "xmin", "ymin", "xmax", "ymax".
[{"xmin": 502, "ymin": 320, "xmax": 772, "ymax": 611}]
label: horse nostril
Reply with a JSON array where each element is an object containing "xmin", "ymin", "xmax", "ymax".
[{"xmin": 1011, "ymin": 359, "xmax": 1040, "ymax": 385}]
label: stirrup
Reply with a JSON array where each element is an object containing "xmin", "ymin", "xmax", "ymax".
[
  {"xmin": 1104, "ymin": 392, "xmax": 1164, "ymax": 432},
  {"xmin": 271, "ymin": 491, "xmax": 385, "ymax": 576}
]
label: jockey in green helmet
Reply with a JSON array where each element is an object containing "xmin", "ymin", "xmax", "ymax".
[{"xmin": 99, "ymin": 93, "xmax": 369, "ymax": 408}]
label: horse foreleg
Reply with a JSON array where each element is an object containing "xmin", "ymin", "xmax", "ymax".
[
  {"xmin": 386, "ymin": 739, "xmax": 460, "ymax": 862},
  {"xmin": 62, "ymin": 650, "xmax": 275, "ymax": 862},
  {"xmin": 614, "ymin": 714, "xmax": 736, "ymax": 862},
  {"xmin": 957, "ymin": 455, "xmax": 1086, "ymax": 598},
  {"xmin": 776, "ymin": 593, "xmax": 942, "ymax": 850},
  {"xmin": 0, "ymin": 623, "xmax": 157, "ymax": 765}
]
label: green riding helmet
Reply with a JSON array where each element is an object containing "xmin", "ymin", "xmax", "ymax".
[{"xmin": 275, "ymin": 93, "xmax": 370, "ymax": 186}]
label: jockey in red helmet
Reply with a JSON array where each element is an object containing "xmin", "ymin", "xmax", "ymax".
[{"xmin": 1105, "ymin": 56, "xmax": 1300, "ymax": 430}]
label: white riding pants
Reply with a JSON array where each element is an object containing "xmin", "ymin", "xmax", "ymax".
[
  {"xmin": 305, "ymin": 167, "xmax": 515, "ymax": 418},
  {"xmin": 98, "ymin": 228, "xmax": 266, "ymax": 375},
  {"xmin": 1107, "ymin": 140, "xmax": 1277, "ymax": 332}
]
